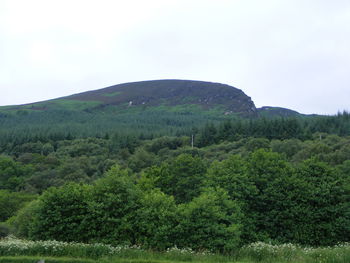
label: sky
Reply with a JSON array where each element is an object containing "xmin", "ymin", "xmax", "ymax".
[{"xmin": 1, "ymin": 0, "xmax": 349, "ymax": 114}]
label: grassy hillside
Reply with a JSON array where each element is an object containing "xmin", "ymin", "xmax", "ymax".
[
  {"xmin": 1, "ymin": 80, "xmax": 257, "ymax": 115},
  {"xmin": 257, "ymin": 106, "xmax": 302, "ymax": 118},
  {"xmin": 0, "ymin": 80, "xmax": 260, "ymax": 142},
  {"xmin": 0, "ymin": 79, "xmax": 315, "ymax": 146}
]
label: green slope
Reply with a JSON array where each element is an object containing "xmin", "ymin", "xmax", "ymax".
[
  {"xmin": 257, "ymin": 106, "xmax": 303, "ymax": 118},
  {"xmin": 1, "ymin": 79, "xmax": 258, "ymax": 115},
  {"xmin": 0, "ymin": 79, "xmax": 307, "ymax": 141}
]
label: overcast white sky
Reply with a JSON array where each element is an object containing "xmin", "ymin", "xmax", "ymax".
[{"xmin": 1, "ymin": 0, "xmax": 349, "ymax": 114}]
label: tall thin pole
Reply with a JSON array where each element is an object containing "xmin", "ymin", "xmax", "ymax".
[{"xmin": 191, "ymin": 134, "xmax": 194, "ymax": 149}]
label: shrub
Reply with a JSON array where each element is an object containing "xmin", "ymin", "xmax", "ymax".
[{"xmin": 175, "ymin": 188, "xmax": 242, "ymax": 252}]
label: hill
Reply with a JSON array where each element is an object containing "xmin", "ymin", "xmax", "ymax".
[
  {"xmin": 257, "ymin": 106, "xmax": 302, "ymax": 118},
  {"xmin": 0, "ymin": 79, "xmax": 309, "ymax": 144},
  {"xmin": 2, "ymin": 80, "xmax": 258, "ymax": 116}
]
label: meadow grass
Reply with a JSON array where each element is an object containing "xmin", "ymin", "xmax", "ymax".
[
  {"xmin": 0, "ymin": 256, "xmax": 95, "ymax": 263},
  {"xmin": 238, "ymin": 241, "xmax": 350, "ymax": 263},
  {"xmin": 0, "ymin": 237, "xmax": 349, "ymax": 263},
  {"xmin": 0, "ymin": 237, "xmax": 119, "ymax": 259}
]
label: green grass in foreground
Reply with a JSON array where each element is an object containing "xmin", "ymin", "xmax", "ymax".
[
  {"xmin": 0, "ymin": 237, "xmax": 349, "ymax": 263},
  {"xmin": 0, "ymin": 256, "xmax": 95, "ymax": 263},
  {"xmin": 0, "ymin": 257, "xmax": 239, "ymax": 263}
]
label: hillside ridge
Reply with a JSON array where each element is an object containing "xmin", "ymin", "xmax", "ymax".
[
  {"xmin": 64, "ymin": 79, "xmax": 258, "ymax": 116},
  {"xmin": 1, "ymin": 79, "xmax": 259, "ymax": 117}
]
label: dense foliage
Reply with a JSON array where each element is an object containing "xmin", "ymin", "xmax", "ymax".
[{"xmin": 0, "ymin": 113, "xmax": 349, "ymax": 251}]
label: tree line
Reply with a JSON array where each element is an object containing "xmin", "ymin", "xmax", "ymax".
[
  {"xmin": 1, "ymin": 110, "xmax": 350, "ymax": 149},
  {"xmin": 0, "ymin": 113, "xmax": 349, "ymax": 251},
  {"xmin": 1, "ymin": 144, "xmax": 349, "ymax": 250}
]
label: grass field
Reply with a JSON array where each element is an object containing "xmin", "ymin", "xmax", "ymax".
[{"xmin": 0, "ymin": 237, "xmax": 349, "ymax": 263}]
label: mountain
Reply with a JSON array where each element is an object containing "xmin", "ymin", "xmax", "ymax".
[
  {"xmin": 0, "ymin": 79, "xmax": 305, "ymax": 141},
  {"xmin": 2, "ymin": 80, "xmax": 258, "ymax": 117},
  {"xmin": 257, "ymin": 106, "xmax": 302, "ymax": 118}
]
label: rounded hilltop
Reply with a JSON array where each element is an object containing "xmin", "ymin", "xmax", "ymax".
[{"xmin": 65, "ymin": 79, "xmax": 258, "ymax": 116}]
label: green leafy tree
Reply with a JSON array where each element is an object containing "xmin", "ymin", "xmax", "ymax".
[
  {"xmin": 270, "ymin": 138, "xmax": 303, "ymax": 159},
  {"xmin": 293, "ymin": 158, "xmax": 350, "ymax": 245},
  {"xmin": 30, "ymin": 183, "xmax": 92, "ymax": 242},
  {"xmin": 205, "ymin": 155, "xmax": 255, "ymax": 200},
  {"xmin": 85, "ymin": 168, "xmax": 140, "ymax": 245},
  {"xmin": 25, "ymin": 169, "xmax": 61, "ymax": 193},
  {"xmin": 149, "ymin": 154, "xmax": 207, "ymax": 203},
  {"xmin": 175, "ymin": 188, "xmax": 242, "ymax": 252},
  {"xmin": 245, "ymin": 138, "xmax": 270, "ymax": 152},
  {"xmin": 57, "ymin": 160, "xmax": 89, "ymax": 183},
  {"xmin": 0, "ymin": 156, "xmax": 33, "ymax": 191},
  {"xmin": 133, "ymin": 189, "xmax": 177, "ymax": 250},
  {"xmin": 244, "ymin": 149, "xmax": 295, "ymax": 242},
  {"xmin": 144, "ymin": 136, "xmax": 184, "ymax": 154},
  {"xmin": 127, "ymin": 148, "xmax": 157, "ymax": 172}
]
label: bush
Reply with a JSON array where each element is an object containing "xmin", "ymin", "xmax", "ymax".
[
  {"xmin": 133, "ymin": 190, "xmax": 177, "ymax": 250},
  {"xmin": 175, "ymin": 188, "xmax": 242, "ymax": 252},
  {"xmin": 29, "ymin": 184, "xmax": 92, "ymax": 242}
]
